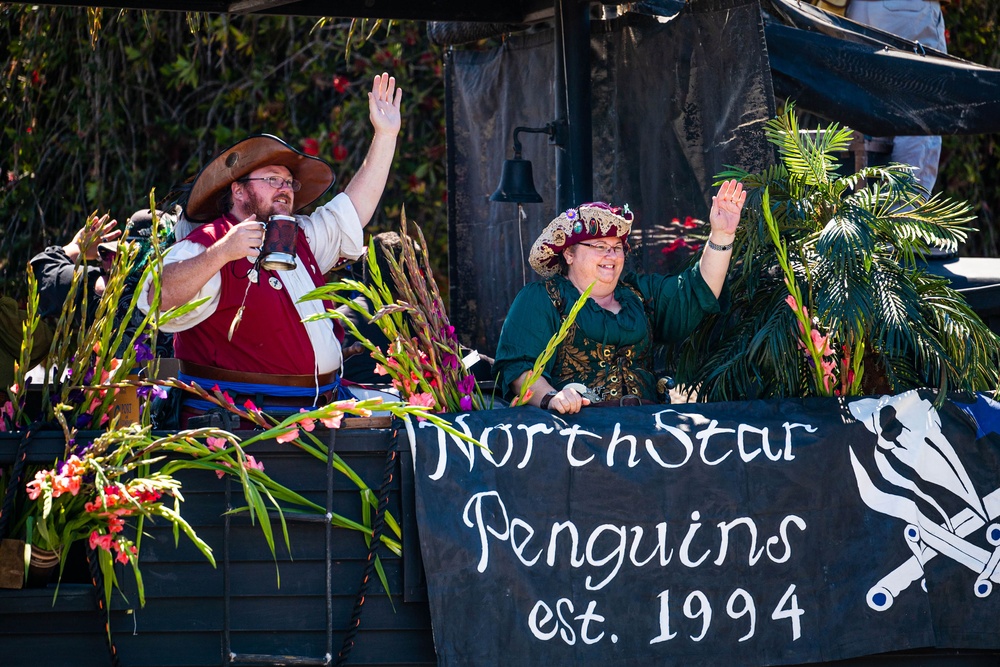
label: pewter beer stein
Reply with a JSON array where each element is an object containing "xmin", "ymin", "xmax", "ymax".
[{"xmin": 260, "ymin": 214, "xmax": 298, "ymax": 271}]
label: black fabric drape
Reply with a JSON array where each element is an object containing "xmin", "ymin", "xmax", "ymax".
[{"xmin": 447, "ymin": 0, "xmax": 775, "ymax": 355}]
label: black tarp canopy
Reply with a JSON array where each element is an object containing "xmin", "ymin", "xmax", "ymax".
[
  {"xmin": 21, "ymin": 0, "xmax": 1000, "ymax": 136},
  {"xmin": 762, "ymin": 0, "xmax": 1000, "ymax": 136}
]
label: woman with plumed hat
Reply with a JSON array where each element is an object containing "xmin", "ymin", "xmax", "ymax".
[{"xmin": 493, "ymin": 180, "xmax": 746, "ymax": 414}]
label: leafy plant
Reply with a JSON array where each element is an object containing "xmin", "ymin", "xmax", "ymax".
[
  {"xmin": 303, "ymin": 211, "xmax": 487, "ymax": 414},
  {"xmin": 511, "ymin": 282, "xmax": 593, "ymax": 407},
  {"xmin": 674, "ymin": 107, "xmax": 1000, "ymax": 401},
  {"xmin": 0, "ymin": 9, "xmax": 447, "ymax": 301},
  {"xmin": 1, "ymin": 193, "xmax": 475, "ymax": 611}
]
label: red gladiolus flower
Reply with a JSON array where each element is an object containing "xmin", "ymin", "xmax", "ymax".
[
  {"xmin": 303, "ymin": 137, "xmax": 320, "ymax": 156},
  {"xmin": 333, "ymin": 144, "xmax": 348, "ymax": 162},
  {"xmin": 89, "ymin": 531, "xmax": 114, "ymax": 552}
]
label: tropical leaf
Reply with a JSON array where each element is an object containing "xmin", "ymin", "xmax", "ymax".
[{"xmin": 675, "ymin": 104, "xmax": 999, "ymax": 400}]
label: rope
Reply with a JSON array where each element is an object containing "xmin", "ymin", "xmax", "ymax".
[
  {"xmin": 86, "ymin": 546, "xmax": 123, "ymax": 667},
  {"xmin": 335, "ymin": 432, "xmax": 399, "ymax": 666},
  {"xmin": 0, "ymin": 421, "xmax": 43, "ymax": 539}
]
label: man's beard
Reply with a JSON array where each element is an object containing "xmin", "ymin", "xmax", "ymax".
[{"xmin": 245, "ymin": 186, "xmax": 292, "ymax": 220}]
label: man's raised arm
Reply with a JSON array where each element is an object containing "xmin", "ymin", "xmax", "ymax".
[{"xmin": 344, "ymin": 72, "xmax": 403, "ymax": 228}]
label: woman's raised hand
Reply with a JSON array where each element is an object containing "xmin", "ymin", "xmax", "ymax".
[{"xmin": 709, "ymin": 179, "xmax": 746, "ymax": 239}]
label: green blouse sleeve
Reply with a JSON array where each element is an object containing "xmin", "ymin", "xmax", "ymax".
[
  {"xmin": 632, "ymin": 261, "xmax": 726, "ymax": 343},
  {"xmin": 493, "ymin": 281, "xmax": 562, "ymax": 397}
]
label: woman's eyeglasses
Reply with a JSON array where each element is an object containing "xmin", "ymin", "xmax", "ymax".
[
  {"xmin": 577, "ymin": 241, "xmax": 626, "ymax": 257},
  {"xmin": 240, "ymin": 176, "xmax": 302, "ymax": 192}
]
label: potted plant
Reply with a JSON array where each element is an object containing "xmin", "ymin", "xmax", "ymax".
[{"xmin": 673, "ymin": 107, "xmax": 1000, "ymax": 400}]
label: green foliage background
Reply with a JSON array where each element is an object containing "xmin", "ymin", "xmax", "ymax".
[
  {"xmin": 939, "ymin": 0, "xmax": 1000, "ymax": 257},
  {"xmin": 0, "ymin": 2, "xmax": 997, "ymax": 306},
  {"xmin": 1, "ymin": 7, "xmax": 446, "ymax": 299}
]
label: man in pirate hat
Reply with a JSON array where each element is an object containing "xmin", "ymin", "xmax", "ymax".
[{"xmin": 140, "ymin": 73, "xmax": 402, "ymax": 423}]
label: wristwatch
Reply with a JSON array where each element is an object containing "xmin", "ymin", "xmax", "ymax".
[{"xmin": 540, "ymin": 390, "xmax": 558, "ymax": 410}]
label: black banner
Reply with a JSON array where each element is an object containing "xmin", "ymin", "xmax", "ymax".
[{"xmin": 408, "ymin": 390, "xmax": 1000, "ymax": 665}]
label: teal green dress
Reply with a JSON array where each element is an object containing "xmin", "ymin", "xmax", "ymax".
[{"xmin": 493, "ymin": 264, "xmax": 723, "ymax": 402}]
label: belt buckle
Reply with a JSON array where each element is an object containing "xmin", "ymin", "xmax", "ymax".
[{"xmin": 619, "ymin": 394, "xmax": 642, "ymax": 407}]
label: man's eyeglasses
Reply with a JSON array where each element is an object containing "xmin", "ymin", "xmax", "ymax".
[
  {"xmin": 240, "ymin": 176, "xmax": 302, "ymax": 192},
  {"xmin": 577, "ymin": 241, "xmax": 626, "ymax": 257}
]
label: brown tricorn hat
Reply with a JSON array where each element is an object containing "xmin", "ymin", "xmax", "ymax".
[{"xmin": 184, "ymin": 134, "xmax": 335, "ymax": 222}]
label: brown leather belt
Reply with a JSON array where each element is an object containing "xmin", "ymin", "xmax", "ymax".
[{"xmin": 179, "ymin": 360, "xmax": 337, "ymax": 388}]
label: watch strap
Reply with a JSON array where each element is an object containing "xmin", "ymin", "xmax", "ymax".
[{"xmin": 540, "ymin": 390, "xmax": 558, "ymax": 410}]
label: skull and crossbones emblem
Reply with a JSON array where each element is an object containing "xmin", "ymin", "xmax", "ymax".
[{"xmin": 848, "ymin": 391, "xmax": 1000, "ymax": 611}]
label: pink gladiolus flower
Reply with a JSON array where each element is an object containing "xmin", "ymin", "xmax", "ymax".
[
  {"xmin": 206, "ymin": 436, "xmax": 227, "ymax": 452},
  {"xmin": 374, "ymin": 363, "xmax": 388, "ymax": 376},
  {"xmin": 811, "ymin": 330, "xmax": 834, "ymax": 357},
  {"xmin": 26, "ymin": 479, "xmax": 42, "ymax": 500},
  {"xmin": 785, "ymin": 294, "xmax": 798, "ymax": 312},
  {"xmin": 244, "ymin": 455, "xmax": 265, "ymax": 472},
  {"xmin": 408, "ymin": 392, "xmax": 436, "ymax": 410},
  {"xmin": 108, "ymin": 516, "xmax": 125, "ymax": 534},
  {"xmin": 276, "ymin": 428, "xmax": 299, "ymax": 444},
  {"xmin": 320, "ymin": 412, "xmax": 343, "ymax": 429},
  {"xmin": 297, "ymin": 409, "xmax": 316, "ymax": 432},
  {"xmin": 215, "ymin": 462, "xmax": 232, "ymax": 479},
  {"xmin": 64, "ymin": 475, "xmax": 82, "ymax": 496}
]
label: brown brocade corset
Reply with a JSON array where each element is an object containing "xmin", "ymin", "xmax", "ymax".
[{"xmin": 545, "ymin": 279, "xmax": 655, "ymax": 401}]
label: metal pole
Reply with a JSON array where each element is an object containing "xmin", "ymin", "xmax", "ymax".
[{"xmin": 554, "ymin": 0, "xmax": 593, "ymax": 213}]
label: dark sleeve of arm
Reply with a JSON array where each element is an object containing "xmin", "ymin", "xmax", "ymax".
[
  {"xmin": 31, "ymin": 246, "xmax": 101, "ymax": 318},
  {"xmin": 492, "ymin": 282, "xmax": 561, "ymax": 397},
  {"xmin": 635, "ymin": 261, "xmax": 729, "ymax": 343},
  {"xmin": 30, "ymin": 247, "xmax": 84, "ymax": 320}
]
